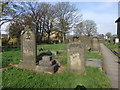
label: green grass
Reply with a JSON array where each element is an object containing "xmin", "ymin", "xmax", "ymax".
[
  {"xmin": 2, "ymin": 44, "xmax": 67, "ymax": 67},
  {"xmin": 85, "ymin": 50, "xmax": 102, "ymax": 59},
  {"xmin": 105, "ymin": 43, "xmax": 119, "ymax": 50},
  {"xmin": 2, "ymin": 47, "xmax": 20, "ymax": 67},
  {"xmin": 2, "ymin": 66, "xmax": 110, "ymax": 88},
  {"xmin": 104, "ymin": 43, "xmax": 120, "ymax": 57},
  {"xmin": 2, "ymin": 43, "xmax": 110, "ymax": 88},
  {"xmin": 37, "ymin": 43, "xmax": 67, "ymax": 51},
  {"xmin": 37, "ymin": 43, "xmax": 67, "ymax": 66}
]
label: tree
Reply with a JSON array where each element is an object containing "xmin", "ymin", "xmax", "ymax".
[
  {"xmin": 54, "ymin": 2, "xmax": 79, "ymax": 43},
  {"xmin": 37, "ymin": 3, "xmax": 56, "ymax": 43},
  {"xmin": 4, "ymin": 2, "xmax": 82, "ymax": 44},
  {"xmin": 106, "ymin": 32, "xmax": 112, "ymax": 39},
  {"xmin": 12, "ymin": 2, "xmax": 56, "ymax": 43},
  {"xmin": 9, "ymin": 21, "xmax": 24, "ymax": 39},
  {"xmin": 84, "ymin": 20, "xmax": 97, "ymax": 36},
  {"xmin": 74, "ymin": 21, "xmax": 84, "ymax": 36},
  {"xmin": 0, "ymin": 2, "xmax": 25, "ymax": 27}
]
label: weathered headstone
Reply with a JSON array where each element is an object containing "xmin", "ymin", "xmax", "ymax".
[
  {"xmin": 80, "ymin": 36, "xmax": 92, "ymax": 50},
  {"xmin": 67, "ymin": 42, "xmax": 85, "ymax": 73},
  {"xmin": 73, "ymin": 36, "xmax": 79, "ymax": 42},
  {"xmin": 65, "ymin": 39, "xmax": 69, "ymax": 44},
  {"xmin": 110, "ymin": 37, "xmax": 115, "ymax": 44},
  {"xmin": 19, "ymin": 25, "xmax": 36, "ymax": 70},
  {"xmin": 91, "ymin": 37, "xmax": 100, "ymax": 52}
]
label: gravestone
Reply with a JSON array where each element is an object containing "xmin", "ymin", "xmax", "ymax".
[
  {"xmin": 67, "ymin": 42, "xmax": 85, "ymax": 73},
  {"xmin": 115, "ymin": 37, "xmax": 119, "ymax": 44},
  {"xmin": 110, "ymin": 37, "xmax": 115, "ymax": 44},
  {"xmin": 65, "ymin": 39, "xmax": 69, "ymax": 44},
  {"xmin": 79, "ymin": 36, "xmax": 92, "ymax": 50},
  {"xmin": 91, "ymin": 37, "xmax": 100, "ymax": 52},
  {"xmin": 18, "ymin": 25, "xmax": 36, "ymax": 70},
  {"xmin": 73, "ymin": 36, "xmax": 79, "ymax": 42}
]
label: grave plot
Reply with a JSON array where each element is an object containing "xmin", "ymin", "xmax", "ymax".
[{"xmin": 18, "ymin": 25, "xmax": 59, "ymax": 73}]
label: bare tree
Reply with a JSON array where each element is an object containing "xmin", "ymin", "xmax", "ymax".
[
  {"xmin": 54, "ymin": 2, "xmax": 79, "ymax": 43},
  {"xmin": 106, "ymin": 32, "xmax": 112, "ymax": 39},
  {"xmin": 4, "ymin": 2, "xmax": 82, "ymax": 44},
  {"xmin": 0, "ymin": 2, "xmax": 26, "ymax": 26},
  {"xmin": 74, "ymin": 21, "xmax": 84, "ymax": 36},
  {"xmin": 84, "ymin": 20, "xmax": 97, "ymax": 36}
]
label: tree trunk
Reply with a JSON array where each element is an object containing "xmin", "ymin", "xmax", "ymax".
[
  {"xmin": 47, "ymin": 31, "xmax": 50, "ymax": 43},
  {"xmin": 62, "ymin": 32, "xmax": 66, "ymax": 43}
]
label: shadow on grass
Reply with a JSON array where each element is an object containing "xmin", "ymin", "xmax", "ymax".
[{"xmin": 74, "ymin": 85, "xmax": 87, "ymax": 90}]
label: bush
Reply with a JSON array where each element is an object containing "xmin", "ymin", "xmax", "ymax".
[{"xmin": 8, "ymin": 38, "xmax": 18, "ymax": 46}]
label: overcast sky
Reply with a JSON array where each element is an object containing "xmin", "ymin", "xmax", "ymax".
[{"xmin": 1, "ymin": 1, "xmax": 118, "ymax": 35}]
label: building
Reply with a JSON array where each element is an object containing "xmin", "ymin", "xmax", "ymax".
[
  {"xmin": 42, "ymin": 30, "xmax": 62, "ymax": 43},
  {"xmin": 115, "ymin": 17, "xmax": 120, "ymax": 40}
]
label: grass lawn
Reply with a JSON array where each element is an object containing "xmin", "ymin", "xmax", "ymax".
[
  {"xmin": 2, "ymin": 43, "xmax": 110, "ymax": 88},
  {"xmin": 85, "ymin": 50, "xmax": 102, "ymax": 59}
]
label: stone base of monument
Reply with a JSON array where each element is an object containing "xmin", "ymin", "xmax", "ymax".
[
  {"xmin": 91, "ymin": 50, "xmax": 100, "ymax": 53},
  {"xmin": 18, "ymin": 61, "xmax": 36, "ymax": 70},
  {"xmin": 68, "ymin": 68, "xmax": 85, "ymax": 74},
  {"xmin": 35, "ymin": 64, "xmax": 59, "ymax": 73},
  {"xmin": 35, "ymin": 56, "xmax": 60, "ymax": 73},
  {"xmin": 18, "ymin": 56, "xmax": 59, "ymax": 73}
]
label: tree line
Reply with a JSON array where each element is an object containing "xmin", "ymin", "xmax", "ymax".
[{"xmin": 1, "ymin": 2, "xmax": 97, "ymax": 44}]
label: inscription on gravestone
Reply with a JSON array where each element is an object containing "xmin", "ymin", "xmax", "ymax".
[
  {"xmin": 67, "ymin": 42, "xmax": 85, "ymax": 73},
  {"xmin": 19, "ymin": 25, "xmax": 36, "ymax": 70}
]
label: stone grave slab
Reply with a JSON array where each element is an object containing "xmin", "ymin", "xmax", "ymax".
[
  {"xmin": 91, "ymin": 37, "xmax": 100, "ymax": 52},
  {"xmin": 18, "ymin": 25, "xmax": 36, "ymax": 70},
  {"xmin": 67, "ymin": 42, "xmax": 85, "ymax": 73}
]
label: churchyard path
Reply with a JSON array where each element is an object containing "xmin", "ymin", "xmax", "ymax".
[{"xmin": 100, "ymin": 43, "xmax": 119, "ymax": 89}]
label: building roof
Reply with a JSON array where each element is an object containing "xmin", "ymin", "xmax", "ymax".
[{"xmin": 115, "ymin": 17, "xmax": 120, "ymax": 22}]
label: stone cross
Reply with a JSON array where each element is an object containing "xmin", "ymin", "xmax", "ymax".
[
  {"xmin": 67, "ymin": 42, "xmax": 85, "ymax": 74},
  {"xmin": 19, "ymin": 25, "xmax": 36, "ymax": 70}
]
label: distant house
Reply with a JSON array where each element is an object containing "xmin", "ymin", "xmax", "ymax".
[
  {"xmin": 42, "ymin": 30, "xmax": 62, "ymax": 43},
  {"xmin": 115, "ymin": 17, "xmax": 120, "ymax": 40}
]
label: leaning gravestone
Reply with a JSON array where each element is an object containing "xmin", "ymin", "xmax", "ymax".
[
  {"xmin": 67, "ymin": 42, "xmax": 85, "ymax": 73},
  {"xmin": 18, "ymin": 25, "xmax": 36, "ymax": 70},
  {"xmin": 91, "ymin": 37, "xmax": 100, "ymax": 52}
]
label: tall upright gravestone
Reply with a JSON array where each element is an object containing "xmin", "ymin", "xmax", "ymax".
[
  {"xmin": 67, "ymin": 42, "xmax": 85, "ymax": 73},
  {"xmin": 91, "ymin": 37, "xmax": 100, "ymax": 52},
  {"xmin": 19, "ymin": 25, "xmax": 36, "ymax": 70}
]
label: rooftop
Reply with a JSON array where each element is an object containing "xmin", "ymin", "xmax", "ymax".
[{"xmin": 115, "ymin": 17, "xmax": 120, "ymax": 22}]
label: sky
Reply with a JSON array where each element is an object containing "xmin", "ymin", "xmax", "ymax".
[
  {"xmin": 1, "ymin": 1, "xmax": 119, "ymax": 35},
  {"xmin": 72, "ymin": 2, "xmax": 118, "ymax": 35}
]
